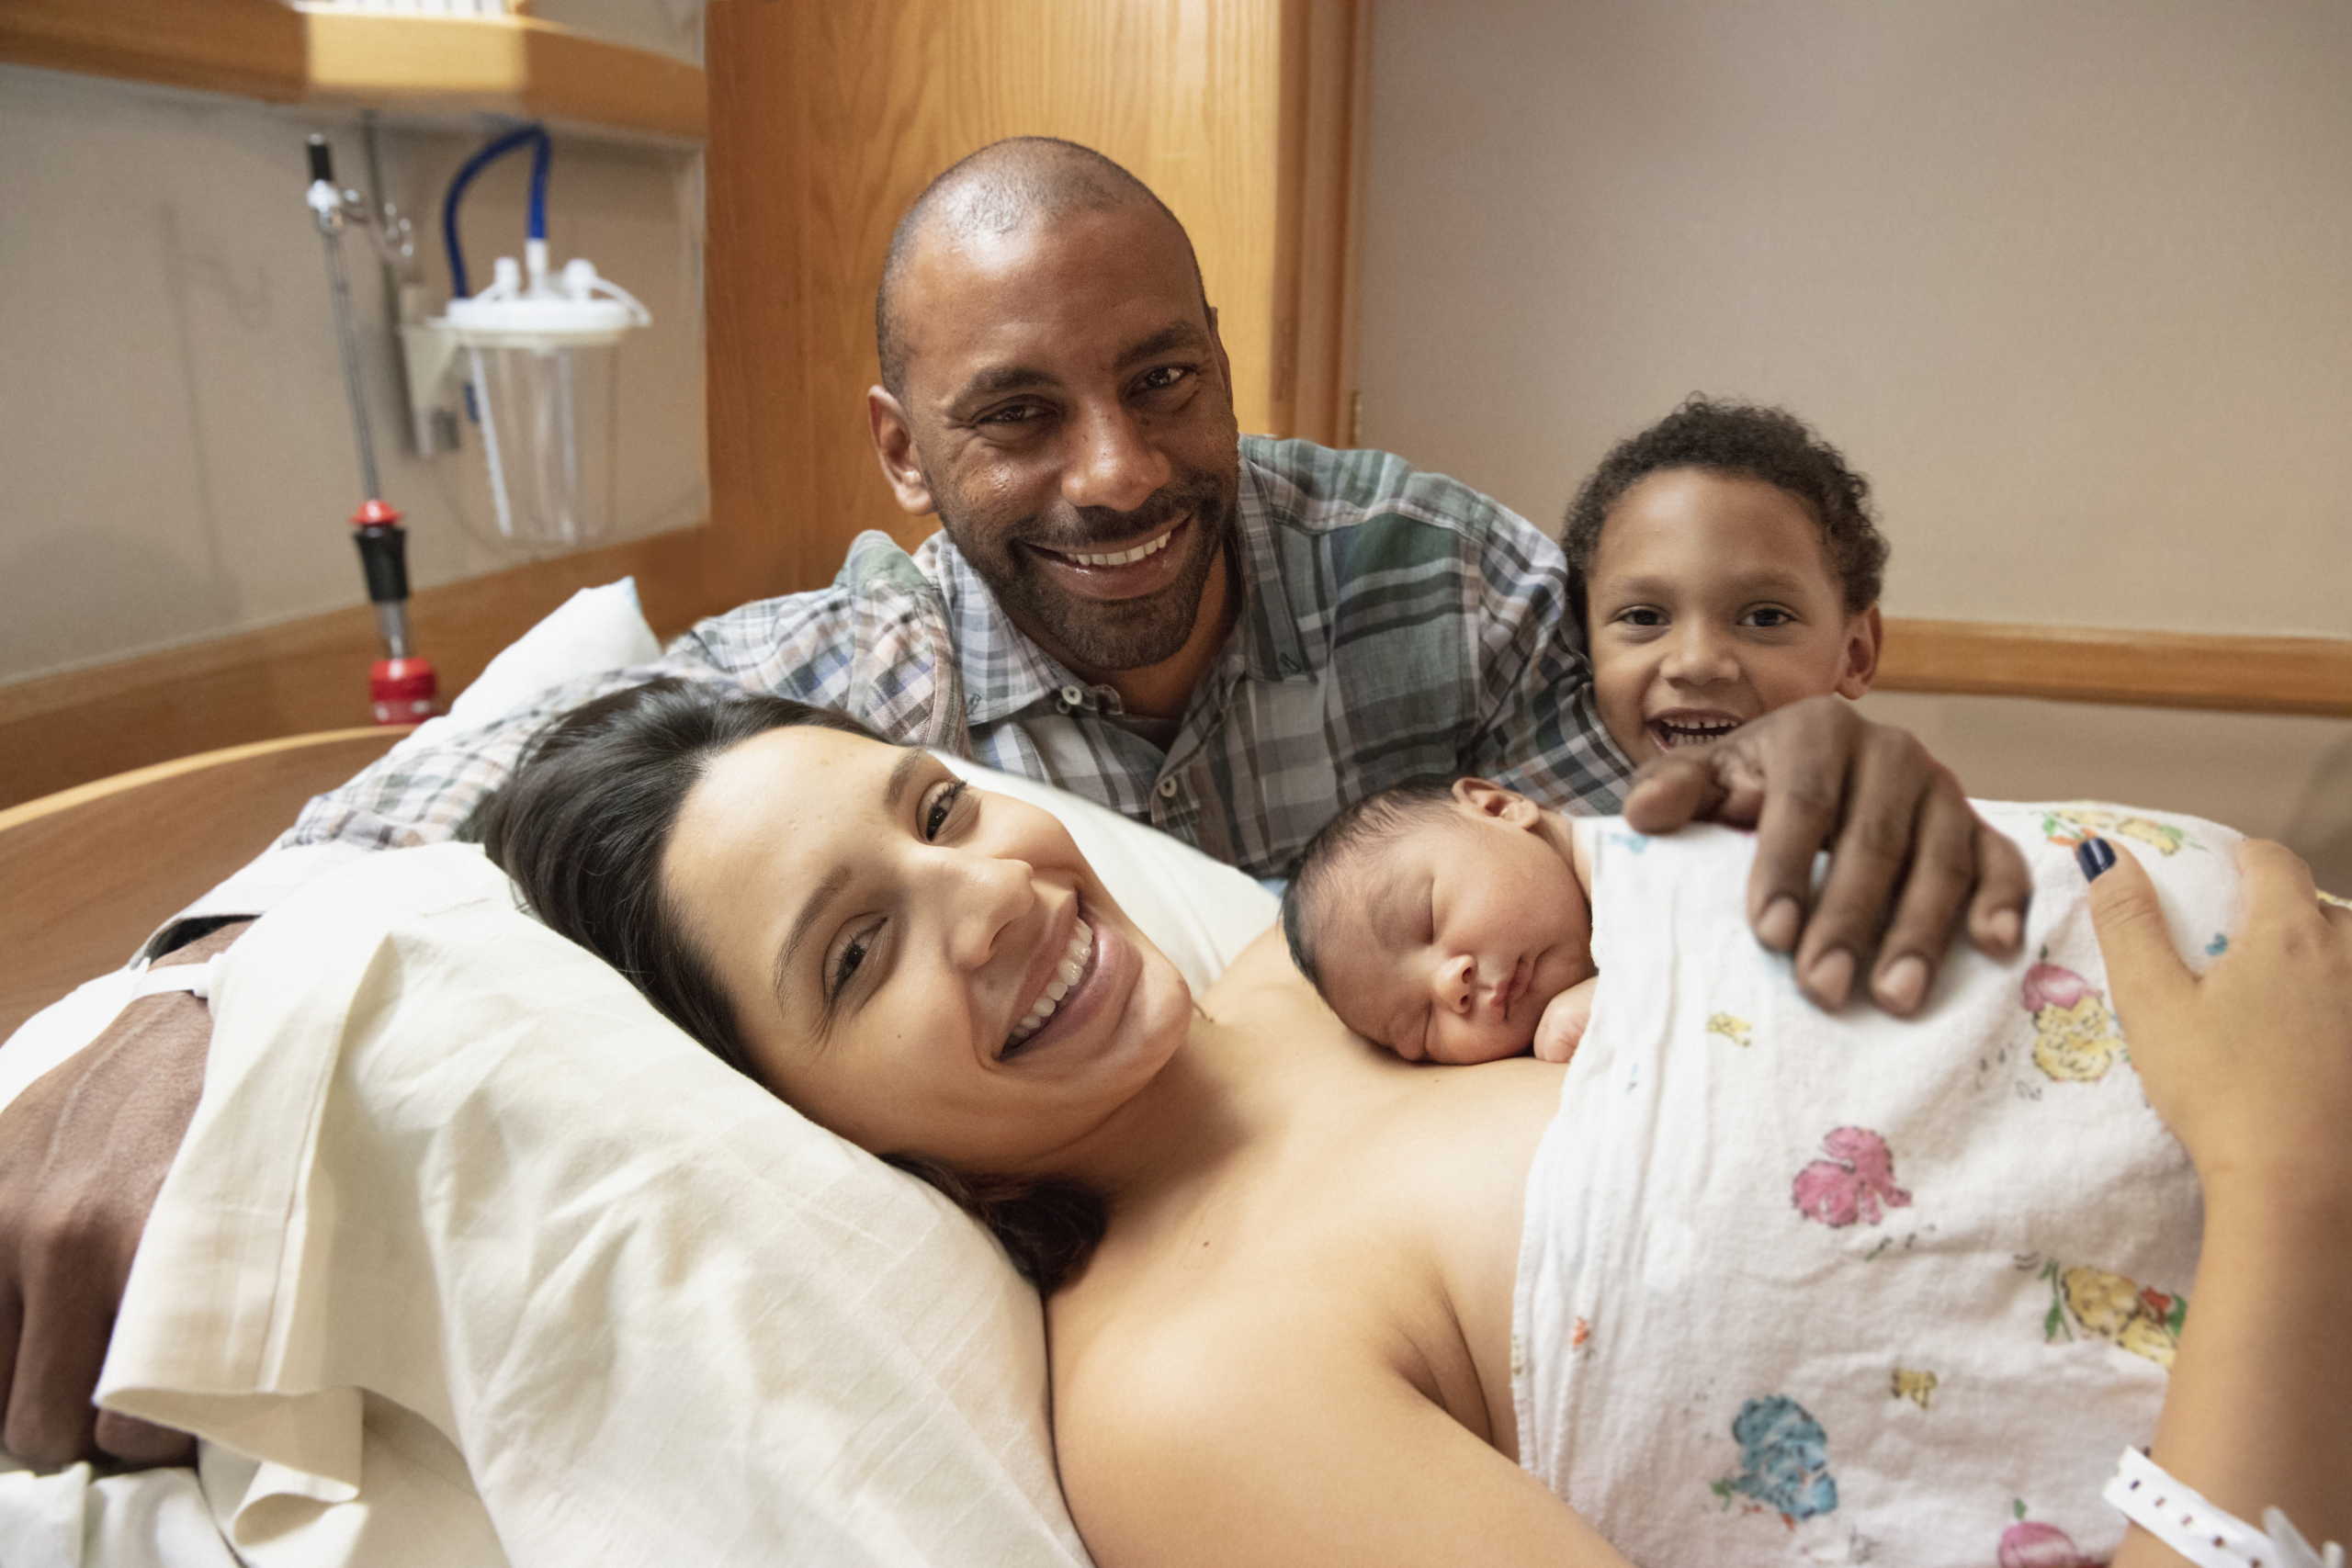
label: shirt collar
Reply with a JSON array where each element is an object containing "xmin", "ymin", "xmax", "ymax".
[{"xmin": 1227, "ymin": 452, "xmax": 1315, "ymax": 683}]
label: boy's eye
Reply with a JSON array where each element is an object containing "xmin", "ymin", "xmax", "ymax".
[
  {"xmin": 1618, "ymin": 607, "xmax": 1667, "ymax": 628},
  {"xmin": 1743, "ymin": 606, "xmax": 1796, "ymax": 628}
]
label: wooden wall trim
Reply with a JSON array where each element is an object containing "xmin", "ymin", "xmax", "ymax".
[
  {"xmin": 0, "ymin": 525, "xmax": 735, "ymax": 807},
  {"xmin": 1877, "ymin": 617, "xmax": 2352, "ymax": 718}
]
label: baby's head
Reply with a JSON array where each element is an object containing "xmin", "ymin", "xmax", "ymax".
[
  {"xmin": 1564, "ymin": 397, "xmax": 1890, "ymax": 766},
  {"xmin": 1282, "ymin": 778, "xmax": 1593, "ymax": 1065}
]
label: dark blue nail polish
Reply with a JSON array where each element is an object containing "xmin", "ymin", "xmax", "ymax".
[{"xmin": 2076, "ymin": 838, "xmax": 2117, "ymax": 881}]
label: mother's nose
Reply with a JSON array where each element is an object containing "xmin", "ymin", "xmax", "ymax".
[
  {"xmin": 938, "ymin": 848, "xmax": 1038, "ymax": 969},
  {"xmin": 1061, "ymin": 402, "xmax": 1171, "ymax": 514}
]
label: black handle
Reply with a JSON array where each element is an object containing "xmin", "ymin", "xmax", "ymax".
[
  {"xmin": 307, "ymin": 134, "xmax": 334, "ymax": 185},
  {"xmin": 353, "ymin": 525, "xmax": 409, "ymax": 605}
]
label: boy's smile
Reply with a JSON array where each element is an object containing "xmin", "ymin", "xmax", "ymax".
[{"xmin": 1585, "ymin": 468, "xmax": 1882, "ymax": 767}]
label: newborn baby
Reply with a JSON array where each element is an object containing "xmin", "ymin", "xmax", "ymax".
[{"xmin": 1280, "ymin": 778, "xmax": 1600, "ymax": 1064}]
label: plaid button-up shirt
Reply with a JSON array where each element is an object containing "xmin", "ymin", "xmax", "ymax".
[{"xmin": 277, "ymin": 437, "xmax": 1634, "ymax": 878}]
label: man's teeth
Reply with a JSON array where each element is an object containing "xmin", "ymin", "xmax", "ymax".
[
  {"xmin": 1653, "ymin": 718, "xmax": 1740, "ymax": 748},
  {"xmin": 1005, "ymin": 919, "xmax": 1093, "ymax": 1053},
  {"xmin": 1063, "ymin": 529, "xmax": 1174, "ymax": 568}
]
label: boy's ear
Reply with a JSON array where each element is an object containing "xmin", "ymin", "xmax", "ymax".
[
  {"xmin": 1452, "ymin": 777, "xmax": 1541, "ymax": 828},
  {"xmin": 1837, "ymin": 605, "xmax": 1883, "ymax": 699}
]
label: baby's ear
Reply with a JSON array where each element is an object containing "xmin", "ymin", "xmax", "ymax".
[
  {"xmin": 1838, "ymin": 605, "xmax": 1884, "ymax": 699},
  {"xmin": 1452, "ymin": 777, "xmax": 1541, "ymax": 827}
]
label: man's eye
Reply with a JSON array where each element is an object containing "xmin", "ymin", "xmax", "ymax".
[
  {"xmin": 1136, "ymin": 365, "xmax": 1192, "ymax": 393},
  {"xmin": 923, "ymin": 780, "xmax": 968, "ymax": 840},
  {"xmin": 980, "ymin": 402, "xmax": 1041, "ymax": 426}
]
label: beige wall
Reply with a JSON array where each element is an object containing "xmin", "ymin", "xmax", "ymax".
[
  {"xmin": 0, "ymin": 62, "xmax": 707, "ymax": 686},
  {"xmin": 1355, "ymin": 0, "xmax": 2352, "ymax": 884}
]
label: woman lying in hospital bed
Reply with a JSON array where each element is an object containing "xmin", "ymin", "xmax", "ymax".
[{"xmin": 447, "ymin": 676, "xmax": 2348, "ymax": 1568}]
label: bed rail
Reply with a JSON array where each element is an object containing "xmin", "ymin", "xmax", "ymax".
[
  {"xmin": 0, "ymin": 726, "xmax": 410, "ymax": 1040},
  {"xmin": 1875, "ymin": 619, "xmax": 2351, "ymax": 718}
]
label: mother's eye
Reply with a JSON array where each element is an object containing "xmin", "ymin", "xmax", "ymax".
[
  {"xmin": 829, "ymin": 925, "xmax": 876, "ymax": 999},
  {"xmin": 923, "ymin": 779, "xmax": 970, "ymax": 840}
]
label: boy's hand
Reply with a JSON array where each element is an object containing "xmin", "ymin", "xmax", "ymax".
[
  {"xmin": 1622, "ymin": 696, "xmax": 2030, "ymax": 1015},
  {"xmin": 1532, "ymin": 977, "xmax": 1598, "ymax": 1065}
]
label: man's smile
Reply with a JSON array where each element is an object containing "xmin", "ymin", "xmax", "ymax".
[{"xmin": 1023, "ymin": 516, "xmax": 1197, "ymax": 602}]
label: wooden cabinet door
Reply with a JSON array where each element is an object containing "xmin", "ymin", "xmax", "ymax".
[{"xmin": 701, "ymin": 0, "xmax": 1365, "ymax": 599}]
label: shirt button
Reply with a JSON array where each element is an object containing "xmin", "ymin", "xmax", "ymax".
[
  {"xmin": 1157, "ymin": 776, "xmax": 1179, "ymax": 798},
  {"xmin": 1059, "ymin": 684, "xmax": 1085, "ymax": 710}
]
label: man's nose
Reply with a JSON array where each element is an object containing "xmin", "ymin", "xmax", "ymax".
[{"xmin": 1061, "ymin": 401, "xmax": 1171, "ymax": 515}]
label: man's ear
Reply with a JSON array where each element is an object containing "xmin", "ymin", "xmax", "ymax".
[
  {"xmin": 1452, "ymin": 777, "xmax": 1541, "ymax": 828},
  {"xmin": 1206, "ymin": 303, "xmax": 1237, "ymax": 400},
  {"xmin": 1837, "ymin": 605, "xmax": 1883, "ymax": 699},
  {"xmin": 867, "ymin": 386, "xmax": 936, "ymax": 516}
]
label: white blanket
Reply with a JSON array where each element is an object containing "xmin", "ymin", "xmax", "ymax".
[{"xmin": 1515, "ymin": 804, "xmax": 2233, "ymax": 1565}]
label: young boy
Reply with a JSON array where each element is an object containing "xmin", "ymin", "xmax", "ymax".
[
  {"xmin": 1563, "ymin": 396, "xmax": 1887, "ymax": 765},
  {"xmin": 1283, "ymin": 398, "xmax": 1891, "ymax": 1063}
]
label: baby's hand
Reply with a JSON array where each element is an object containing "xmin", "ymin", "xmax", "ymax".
[{"xmin": 1532, "ymin": 976, "xmax": 1600, "ymax": 1065}]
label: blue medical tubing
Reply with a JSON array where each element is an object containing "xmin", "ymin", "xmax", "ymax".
[{"xmin": 441, "ymin": 123, "xmax": 551, "ymax": 300}]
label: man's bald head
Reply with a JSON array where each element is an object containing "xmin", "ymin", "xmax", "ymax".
[{"xmin": 875, "ymin": 138, "xmax": 1208, "ymax": 400}]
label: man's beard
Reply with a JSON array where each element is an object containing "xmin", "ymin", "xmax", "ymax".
[{"xmin": 942, "ymin": 471, "xmax": 1238, "ymax": 675}]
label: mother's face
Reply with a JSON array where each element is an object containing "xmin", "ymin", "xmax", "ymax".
[{"xmin": 661, "ymin": 727, "xmax": 1193, "ymax": 1173}]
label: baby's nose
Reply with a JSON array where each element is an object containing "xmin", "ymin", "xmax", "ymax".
[{"xmin": 1437, "ymin": 954, "xmax": 1476, "ymax": 1013}]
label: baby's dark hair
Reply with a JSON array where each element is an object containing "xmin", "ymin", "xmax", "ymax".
[
  {"xmin": 1562, "ymin": 397, "xmax": 1889, "ymax": 626},
  {"xmin": 1280, "ymin": 778, "xmax": 1460, "ymax": 992}
]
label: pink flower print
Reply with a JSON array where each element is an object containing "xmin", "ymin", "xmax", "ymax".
[
  {"xmin": 1997, "ymin": 1520, "xmax": 2096, "ymax": 1567},
  {"xmin": 2020, "ymin": 964, "xmax": 2092, "ymax": 1012},
  {"xmin": 1792, "ymin": 1127, "xmax": 1913, "ymax": 1228}
]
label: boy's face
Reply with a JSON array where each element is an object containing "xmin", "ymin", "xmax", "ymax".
[
  {"xmin": 1311, "ymin": 782, "xmax": 1595, "ymax": 1065},
  {"xmin": 1586, "ymin": 468, "xmax": 1881, "ymax": 767}
]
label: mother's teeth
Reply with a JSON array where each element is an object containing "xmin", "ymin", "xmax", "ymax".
[
  {"xmin": 1006, "ymin": 919, "xmax": 1094, "ymax": 1051},
  {"xmin": 1065, "ymin": 530, "xmax": 1173, "ymax": 568}
]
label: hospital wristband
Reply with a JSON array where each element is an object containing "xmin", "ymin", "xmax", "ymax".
[{"xmin": 2104, "ymin": 1447, "xmax": 2345, "ymax": 1568}]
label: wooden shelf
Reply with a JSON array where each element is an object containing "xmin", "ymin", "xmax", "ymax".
[{"xmin": 0, "ymin": 0, "xmax": 704, "ymax": 141}]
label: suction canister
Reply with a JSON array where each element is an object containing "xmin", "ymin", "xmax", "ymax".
[{"xmin": 438, "ymin": 247, "xmax": 649, "ymax": 547}]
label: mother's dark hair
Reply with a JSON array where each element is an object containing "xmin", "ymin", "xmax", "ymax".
[
  {"xmin": 479, "ymin": 677, "xmax": 1105, "ymax": 1291},
  {"xmin": 480, "ymin": 677, "xmax": 877, "ymax": 1078}
]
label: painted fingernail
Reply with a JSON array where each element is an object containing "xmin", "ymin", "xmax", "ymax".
[
  {"xmin": 1758, "ymin": 897, "xmax": 1802, "ymax": 952},
  {"xmin": 1875, "ymin": 953, "xmax": 1928, "ymax": 1014},
  {"xmin": 1808, "ymin": 948, "xmax": 1856, "ymax": 1009},
  {"xmin": 2075, "ymin": 837, "xmax": 2117, "ymax": 881}
]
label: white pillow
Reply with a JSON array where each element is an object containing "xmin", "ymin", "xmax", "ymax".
[{"xmin": 95, "ymin": 771, "xmax": 1277, "ymax": 1568}]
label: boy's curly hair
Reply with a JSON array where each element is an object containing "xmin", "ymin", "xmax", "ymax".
[{"xmin": 1562, "ymin": 397, "xmax": 1889, "ymax": 625}]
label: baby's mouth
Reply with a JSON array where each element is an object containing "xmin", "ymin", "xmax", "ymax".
[
  {"xmin": 1001, "ymin": 916, "xmax": 1097, "ymax": 1058},
  {"xmin": 1647, "ymin": 714, "xmax": 1743, "ymax": 750}
]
